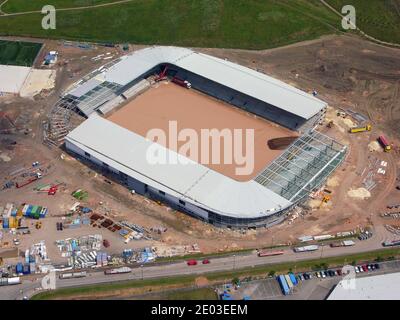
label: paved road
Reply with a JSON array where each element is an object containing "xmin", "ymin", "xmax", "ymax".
[{"xmin": 1, "ymin": 228, "xmax": 395, "ymax": 300}]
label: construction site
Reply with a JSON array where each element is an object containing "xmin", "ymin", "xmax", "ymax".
[{"xmin": 0, "ymin": 34, "xmax": 400, "ymax": 284}]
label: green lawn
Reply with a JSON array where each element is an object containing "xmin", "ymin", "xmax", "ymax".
[
  {"xmin": 0, "ymin": 40, "xmax": 42, "ymax": 66},
  {"xmin": 164, "ymin": 287, "xmax": 218, "ymax": 300},
  {"xmin": 2, "ymin": 0, "xmax": 123, "ymax": 13},
  {"xmin": 0, "ymin": 0, "xmax": 341, "ymax": 49},
  {"xmin": 326, "ymin": 0, "xmax": 400, "ymax": 44}
]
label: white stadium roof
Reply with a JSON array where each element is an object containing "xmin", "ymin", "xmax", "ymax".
[
  {"xmin": 66, "ymin": 114, "xmax": 291, "ymax": 219},
  {"xmin": 68, "ymin": 46, "xmax": 327, "ymax": 120}
]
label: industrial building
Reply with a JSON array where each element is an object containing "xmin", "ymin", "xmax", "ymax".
[
  {"xmin": 63, "ymin": 46, "xmax": 347, "ymax": 228},
  {"xmin": 328, "ymin": 272, "xmax": 400, "ymax": 300}
]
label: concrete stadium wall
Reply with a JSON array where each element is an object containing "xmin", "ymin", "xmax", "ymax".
[{"xmin": 64, "ymin": 139, "xmax": 289, "ymax": 229}]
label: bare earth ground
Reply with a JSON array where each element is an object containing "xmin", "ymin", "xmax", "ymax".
[
  {"xmin": 107, "ymin": 83, "xmax": 297, "ymax": 181},
  {"xmin": 1, "ymin": 34, "xmax": 400, "ymax": 262}
]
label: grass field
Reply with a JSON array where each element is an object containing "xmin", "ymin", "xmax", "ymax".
[
  {"xmin": 0, "ymin": 0, "xmax": 340, "ymax": 49},
  {"xmin": 0, "ymin": 40, "xmax": 42, "ymax": 66},
  {"xmin": 1, "ymin": 0, "xmax": 123, "ymax": 13},
  {"xmin": 326, "ymin": 0, "xmax": 400, "ymax": 44},
  {"xmin": 32, "ymin": 247, "xmax": 400, "ymax": 300}
]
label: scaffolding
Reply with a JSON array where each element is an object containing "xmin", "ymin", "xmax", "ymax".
[
  {"xmin": 43, "ymin": 97, "xmax": 77, "ymax": 147},
  {"xmin": 254, "ymin": 130, "xmax": 347, "ymax": 204}
]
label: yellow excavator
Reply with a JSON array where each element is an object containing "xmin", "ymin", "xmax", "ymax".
[{"xmin": 319, "ymin": 194, "xmax": 331, "ymax": 209}]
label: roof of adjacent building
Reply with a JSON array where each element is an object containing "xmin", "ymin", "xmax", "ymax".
[
  {"xmin": 66, "ymin": 114, "xmax": 292, "ymax": 219},
  {"xmin": 67, "ymin": 46, "xmax": 327, "ymax": 119},
  {"xmin": 328, "ymin": 272, "xmax": 400, "ymax": 300}
]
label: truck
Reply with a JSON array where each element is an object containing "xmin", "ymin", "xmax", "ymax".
[
  {"xmin": 0, "ymin": 277, "xmax": 21, "ymax": 286},
  {"xmin": 382, "ymin": 239, "xmax": 400, "ymax": 247},
  {"xmin": 349, "ymin": 124, "xmax": 372, "ymax": 133},
  {"xmin": 293, "ymin": 245, "xmax": 319, "ymax": 253},
  {"xmin": 277, "ymin": 275, "xmax": 290, "ymax": 295},
  {"xmin": 378, "ymin": 135, "xmax": 391, "ymax": 152},
  {"xmin": 330, "ymin": 240, "xmax": 355, "ymax": 248},
  {"xmin": 257, "ymin": 250, "xmax": 284, "ymax": 257},
  {"xmin": 104, "ymin": 267, "xmax": 132, "ymax": 275},
  {"xmin": 172, "ymin": 76, "xmax": 191, "ymax": 89}
]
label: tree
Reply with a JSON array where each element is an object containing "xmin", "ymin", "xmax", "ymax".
[{"xmin": 268, "ymin": 270, "xmax": 276, "ymax": 277}]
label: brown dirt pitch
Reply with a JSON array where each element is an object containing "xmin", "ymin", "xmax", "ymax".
[{"xmin": 107, "ymin": 83, "xmax": 297, "ymax": 181}]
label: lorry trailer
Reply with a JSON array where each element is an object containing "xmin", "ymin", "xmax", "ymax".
[
  {"xmin": 257, "ymin": 250, "xmax": 284, "ymax": 257},
  {"xmin": 0, "ymin": 277, "xmax": 21, "ymax": 286},
  {"xmin": 104, "ymin": 267, "xmax": 132, "ymax": 275},
  {"xmin": 293, "ymin": 245, "xmax": 319, "ymax": 253},
  {"xmin": 59, "ymin": 271, "xmax": 87, "ymax": 279}
]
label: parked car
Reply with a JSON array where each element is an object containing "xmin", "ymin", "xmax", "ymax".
[
  {"xmin": 303, "ymin": 273, "xmax": 310, "ymax": 280},
  {"xmin": 316, "ymin": 272, "xmax": 321, "ymax": 278},
  {"xmin": 202, "ymin": 259, "xmax": 210, "ymax": 264},
  {"xmin": 374, "ymin": 263, "xmax": 380, "ymax": 269},
  {"xmin": 187, "ymin": 260, "xmax": 197, "ymax": 266},
  {"xmin": 337, "ymin": 269, "xmax": 342, "ymax": 276},
  {"xmin": 355, "ymin": 266, "xmax": 360, "ymax": 273},
  {"xmin": 362, "ymin": 265, "xmax": 368, "ymax": 272},
  {"xmin": 322, "ymin": 271, "xmax": 327, "ymax": 278}
]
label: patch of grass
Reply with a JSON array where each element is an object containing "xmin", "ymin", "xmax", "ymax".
[
  {"xmin": 326, "ymin": 0, "xmax": 400, "ymax": 44},
  {"xmin": 32, "ymin": 247, "xmax": 400, "ymax": 300},
  {"xmin": 0, "ymin": 40, "xmax": 42, "ymax": 66},
  {"xmin": 31, "ymin": 275, "xmax": 197, "ymax": 300},
  {"xmin": 2, "ymin": 0, "xmax": 123, "ymax": 13},
  {"xmin": 164, "ymin": 287, "xmax": 217, "ymax": 300},
  {"xmin": 0, "ymin": 0, "xmax": 340, "ymax": 49}
]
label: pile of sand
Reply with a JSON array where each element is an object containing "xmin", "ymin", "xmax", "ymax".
[
  {"xmin": 347, "ymin": 187, "xmax": 371, "ymax": 199},
  {"xmin": 0, "ymin": 152, "xmax": 11, "ymax": 162},
  {"xmin": 342, "ymin": 118, "xmax": 356, "ymax": 128},
  {"xmin": 20, "ymin": 69, "xmax": 56, "ymax": 98},
  {"xmin": 368, "ymin": 140, "xmax": 381, "ymax": 152},
  {"xmin": 327, "ymin": 176, "xmax": 340, "ymax": 187}
]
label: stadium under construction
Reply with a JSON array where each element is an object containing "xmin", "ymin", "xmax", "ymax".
[{"xmin": 54, "ymin": 46, "xmax": 347, "ymax": 228}]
